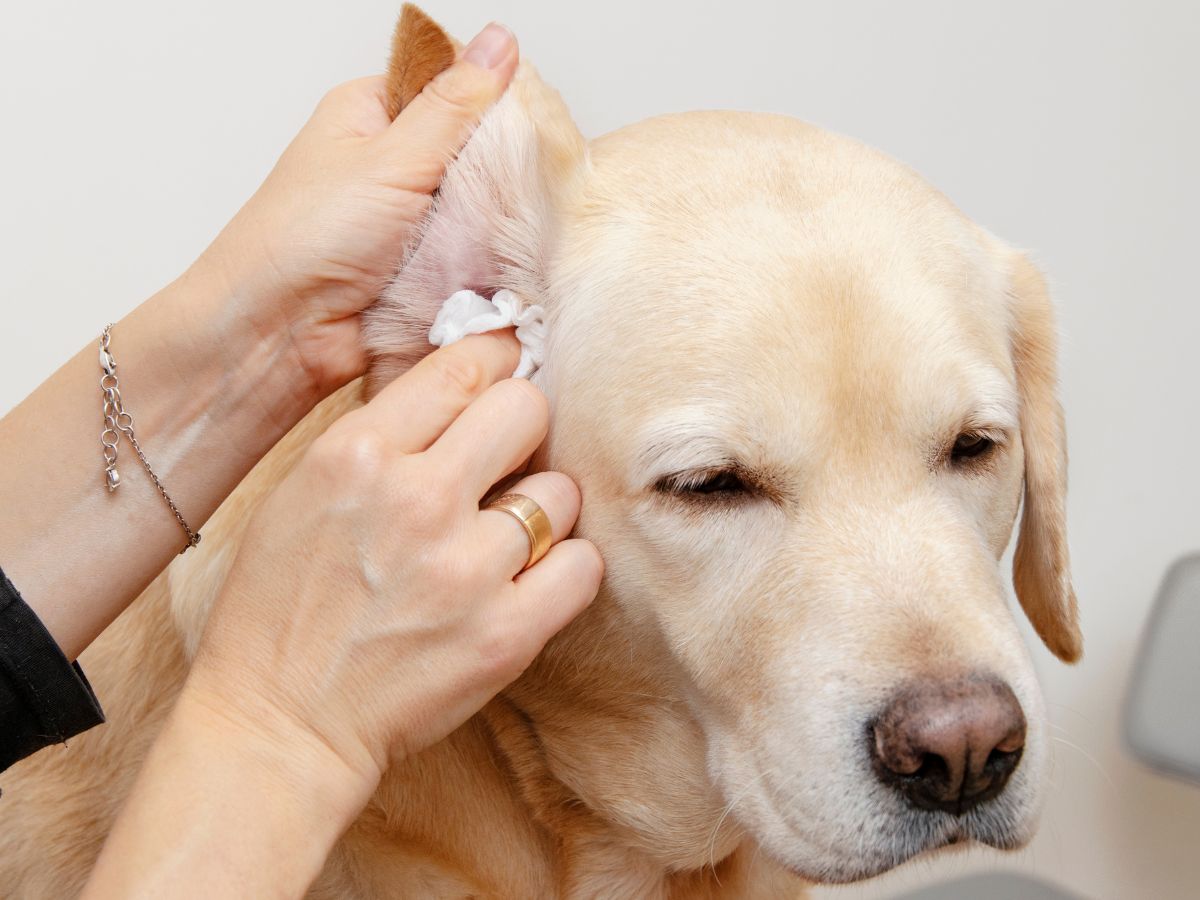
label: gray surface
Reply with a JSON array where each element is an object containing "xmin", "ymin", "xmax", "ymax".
[
  {"xmin": 1124, "ymin": 553, "xmax": 1200, "ymax": 783},
  {"xmin": 892, "ymin": 873, "xmax": 1086, "ymax": 899}
]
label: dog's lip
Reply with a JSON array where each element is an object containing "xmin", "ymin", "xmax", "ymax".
[
  {"xmin": 749, "ymin": 770, "xmax": 926, "ymax": 880},
  {"xmin": 757, "ymin": 791, "xmax": 1007, "ymax": 884},
  {"xmin": 932, "ymin": 829, "xmax": 975, "ymax": 853},
  {"xmin": 738, "ymin": 756, "xmax": 1031, "ymax": 883},
  {"xmin": 772, "ymin": 812, "xmax": 1031, "ymax": 884},
  {"xmin": 771, "ymin": 832, "xmax": 976, "ymax": 885}
]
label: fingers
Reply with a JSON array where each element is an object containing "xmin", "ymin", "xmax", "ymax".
[
  {"xmin": 429, "ymin": 376, "xmax": 548, "ymax": 498},
  {"xmin": 358, "ymin": 332, "xmax": 520, "ymax": 453},
  {"xmin": 381, "ymin": 23, "xmax": 519, "ymax": 194},
  {"xmin": 479, "ymin": 472, "xmax": 581, "ymax": 578},
  {"xmin": 513, "ymin": 539, "xmax": 604, "ymax": 648}
]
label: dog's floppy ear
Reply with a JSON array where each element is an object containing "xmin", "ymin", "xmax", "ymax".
[
  {"xmin": 364, "ymin": 4, "xmax": 587, "ymax": 397},
  {"xmin": 1008, "ymin": 254, "xmax": 1081, "ymax": 663}
]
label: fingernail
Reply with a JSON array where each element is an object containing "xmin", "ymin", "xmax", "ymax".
[{"xmin": 463, "ymin": 22, "xmax": 515, "ymax": 70}]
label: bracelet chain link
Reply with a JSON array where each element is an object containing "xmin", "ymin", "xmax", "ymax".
[{"xmin": 100, "ymin": 324, "xmax": 201, "ymax": 553}]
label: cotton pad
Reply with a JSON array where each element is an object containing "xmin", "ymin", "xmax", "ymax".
[{"xmin": 428, "ymin": 289, "xmax": 546, "ymax": 378}]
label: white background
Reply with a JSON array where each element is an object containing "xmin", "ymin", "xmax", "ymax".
[{"xmin": 2, "ymin": 2, "xmax": 1197, "ymax": 898}]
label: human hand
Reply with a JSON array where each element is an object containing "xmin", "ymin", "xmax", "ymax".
[
  {"xmin": 188, "ymin": 23, "xmax": 519, "ymax": 396},
  {"xmin": 181, "ymin": 331, "xmax": 602, "ymax": 807}
]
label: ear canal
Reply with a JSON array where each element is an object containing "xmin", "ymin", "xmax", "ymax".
[
  {"xmin": 1009, "ymin": 255, "xmax": 1082, "ymax": 663},
  {"xmin": 385, "ymin": 4, "xmax": 456, "ymax": 119}
]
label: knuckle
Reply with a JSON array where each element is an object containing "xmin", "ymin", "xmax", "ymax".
[
  {"xmin": 317, "ymin": 80, "xmax": 357, "ymax": 110},
  {"xmin": 466, "ymin": 329, "xmax": 521, "ymax": 360},
  {"xmin": 310, "ymin": 427, "xmax": 390, "ymax": 482},
  {"xmin": 433, "ymin": 350, "xmax": 489, "ymax": 402},
  {"xmin": 422, "ymin": 67, "xmax": 486, "ymax": 115}
]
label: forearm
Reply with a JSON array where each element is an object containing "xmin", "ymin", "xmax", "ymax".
[
  {"xmin": 0, "ymin": 261, "xmax": 324, "ymax": 659},
  {"xmin": 82, "ymin": 685, "xmax": 370, "ymax": 899}
]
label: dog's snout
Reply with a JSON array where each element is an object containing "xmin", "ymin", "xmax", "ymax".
[{"xmin": 870, "ymin": 676, "xmax": 1026, "ymax": 815}]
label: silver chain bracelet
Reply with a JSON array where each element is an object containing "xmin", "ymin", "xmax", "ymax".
[{"xmin": 100, "ymin": 324, "xmax": 201, "ymax": 553}]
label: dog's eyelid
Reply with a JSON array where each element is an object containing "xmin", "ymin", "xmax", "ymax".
[
  {"xmin": 652, "ymin": 462, "xmax": 780, "ymax": 503},
  {"xmin": 939, "ymin": 425, "xmax": 1010, "ymax": 470},
  {"xmin": 929, "ymin": 421, "xmax": 1012, "ymax": 470},
  {"xmin": 654, "ymin": 462, "xmax": 742, "ymax": 492},
  {"xmin": 954, "ymin": 406, "xmax": 1013, "ymax": 440},
  {"xmin": 961, "ymin": 425, "xmax": 1009, "ymax": 445}
]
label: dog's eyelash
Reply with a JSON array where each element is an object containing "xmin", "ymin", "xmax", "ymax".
[{"xmin": 655, "ymin": 467, "xmax": 752, "ymax": 498}]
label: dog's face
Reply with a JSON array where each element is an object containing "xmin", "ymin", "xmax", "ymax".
[
  {"xmin": 366, "ymin": 8, "xmax": 1079, "ymax": 883},
  {"xmin": 540, "ymin": 114, "xmax": 1065, "ymax": 881}
]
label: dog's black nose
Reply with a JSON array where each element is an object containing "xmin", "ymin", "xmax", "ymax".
[{"xmin": 870, "ymin": 676, "xmax": 1026, "ymax": 815}]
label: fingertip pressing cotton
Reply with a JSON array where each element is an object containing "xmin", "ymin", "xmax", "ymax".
[{"xmin": 428, "ymin": 289, "xmax": 546, "ymax": 378}]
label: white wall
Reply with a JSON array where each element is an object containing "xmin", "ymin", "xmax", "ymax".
[{"xmin": 2, "ymin": 2, "xmax": 1197, "ymax": 897}]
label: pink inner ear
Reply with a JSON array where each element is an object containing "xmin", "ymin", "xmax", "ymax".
[
  {"xmin": 362, "ymin": 165, "xmax": 508, "ymax": 397},
  {"xmin": 362, "ymin": 66, "xmax": 583, "ymax": 398},
  {"xmin": 415, "ymin": 202, "xmax": 503, "ymax": 301}
]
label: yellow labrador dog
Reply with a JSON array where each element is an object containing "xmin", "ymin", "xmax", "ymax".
[{"xmin": 0, "ymin": 6, "xmax": 1079, "ymax": 897}]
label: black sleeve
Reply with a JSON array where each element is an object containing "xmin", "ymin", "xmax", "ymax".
[{"xmin": 0, "ymin": 566, "xmax": 105, "ymax": 774}]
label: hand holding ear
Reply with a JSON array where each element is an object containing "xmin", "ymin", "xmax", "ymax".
[{"xmin": 186, "ymin": 19, "xmax": 519, "ymax": 397}]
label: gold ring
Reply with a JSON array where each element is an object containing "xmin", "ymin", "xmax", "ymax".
[{"xmin": 484, "ymin": 492, "xmax": 553, "ymax": 571}]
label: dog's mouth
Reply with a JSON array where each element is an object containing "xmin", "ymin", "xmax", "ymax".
[
  {"xmin": 753, "ymin": 789, "xmax": 1032, "ymax": 884},
  {"xmin": 773, "ymin": 824, "xmax": 1020, "ymax": 884}
]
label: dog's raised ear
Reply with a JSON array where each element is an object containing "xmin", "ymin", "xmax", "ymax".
[
  {"xmin": 1008, "ymin": 254, "xmax": 1081, "ymax": 663},
  {"xmin": 383, "ymin": 4, "xmax": 458, "ymax": 119},
  {"xmin": 364, "ymin": 4, "xmax": 587, "ymax": 396}
]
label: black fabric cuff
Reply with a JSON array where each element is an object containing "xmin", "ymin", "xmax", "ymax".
[{"xmin": 0, "ymin": 567, "xmax": 105, "ymax": 773}]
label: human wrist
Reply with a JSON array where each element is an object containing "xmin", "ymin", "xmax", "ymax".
[
  {"xmin": 0, "ymin": 264, "xmax": 333, "ymax": 662},
  {"xmin": 84, "ymin": 681, "xmax": 375, "ymax": 899},
  {"xmin": 93, "ymin": 270, "xmax": 323, "ymax": 512},
  {"xmin": 177, "ymin": 671, "xmax": 381, "ymax": 821},
  {"xmin": 172, "ymin": 678, "xmax": 377, "ymax": 851},
  {"xmin": 165, "ymin": 258, "xmax": 329, "ymax": 434},
  {"xmin": 186, "ymin": 231, "xmax": 371, "ymax": 397}
]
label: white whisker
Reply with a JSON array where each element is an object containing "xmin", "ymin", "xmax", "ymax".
[
  {"xmin": 1048, "ymin": 735, "xmax": 1114, "ymax": 789},
  {"xmin": 706, "ymin": 766, "xmax": 779, "ymax": 884}
]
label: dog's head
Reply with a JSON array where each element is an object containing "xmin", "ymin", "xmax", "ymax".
[{"xmin": 366, "ymin": 5, "xmax": 1079, "ymax": 883}]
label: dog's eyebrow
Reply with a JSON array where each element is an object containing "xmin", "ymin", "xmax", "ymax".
[
  {"xmin": 633, "ymin": 407, "xmax": 744, "ymax": 483},
  {"xmin": 959, "ymin": 368, "xmax": 1020, "ymax": 432}
]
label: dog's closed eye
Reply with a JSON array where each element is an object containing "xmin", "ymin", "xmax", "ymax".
[
  {"xmin": 655, "ymin": 466, "xmax": 756, "ymax": 502},
  {"xmin": 947, "ymin": 430, "xmax": 1005, "ymax": 468},
  {"xmin": 952, "ymin": 432, "xmax": 994, "ymax": 460}
]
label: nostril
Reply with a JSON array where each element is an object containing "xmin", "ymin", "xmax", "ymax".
[
  {"xmin": 984, "ymin": 746, "xmax": 1023, "ymax": 780},
  {"xmin": 913, "ymin": 753, "xmax": 949, "ymax": 783},
  {"xmin": 897, "ymin": 751, "xmax": 952, "ymax": 798}
]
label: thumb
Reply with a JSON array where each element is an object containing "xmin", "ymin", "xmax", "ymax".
[{"xmin": 383, "ymin": 23, "xmax": 519, "ymax": 195}]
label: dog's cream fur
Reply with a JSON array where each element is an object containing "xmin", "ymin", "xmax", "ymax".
[{"xmin": 0, "ymin": 6, "xmax": 1078, "ymax": 897}]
